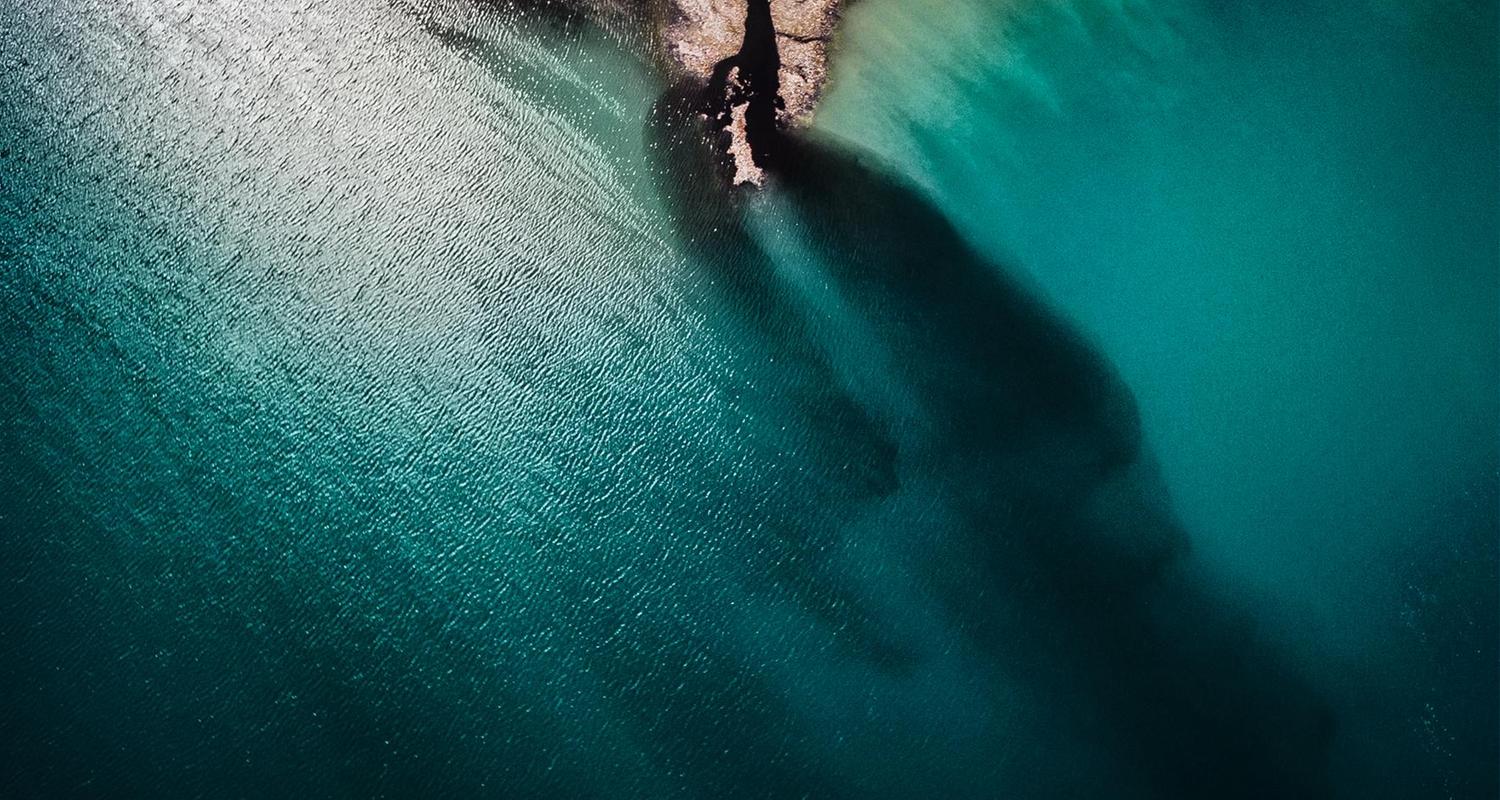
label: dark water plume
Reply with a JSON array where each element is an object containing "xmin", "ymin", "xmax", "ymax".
[{"xmin": 649, "ymin": 86, "xmax": 1337, "ymax": 797}]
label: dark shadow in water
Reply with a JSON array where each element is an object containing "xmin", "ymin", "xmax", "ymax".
[
  {"xmin": 1383, "ymin": 475, "xmax": 1500, "ymax": 798},
  {"xmin": 648, "ymin": 82, "xmax": 1336, "ymax": 798},
  {"xmin": 643, "ymin": 81, "xmax": 918, "ymax": 677}
]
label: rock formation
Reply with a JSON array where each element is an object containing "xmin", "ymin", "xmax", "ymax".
[
  {"xmin": 665, "ymin": 0, "xmax": 839, "ymax": 185},
  {"xmin": 552, "ymin": 0, "xmax": 840, "ymax": 185},
  {"xmin": 458, "ymin": 0, "xmax": 842, "ymax": 185},
  {"xmin": 663, "ymin": 0, "xmax": 837, "ymax": 126}
]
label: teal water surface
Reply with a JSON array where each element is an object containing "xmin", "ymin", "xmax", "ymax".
[
  {"xmin": 819, "ymin": 1, "xmax": 1498, "ymax": 793},
  {"xmin": 2, "ymin": 0, "xmax": 1495, "ymax": 797}
]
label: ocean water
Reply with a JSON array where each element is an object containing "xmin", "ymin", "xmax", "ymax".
[
  {"xmin": 817, "ymin": 0, "xmax": 1499, "ymax": 793},
  {"xmin": 1, "ymin": 0, "xmax": 1494, "ymax": 798}
]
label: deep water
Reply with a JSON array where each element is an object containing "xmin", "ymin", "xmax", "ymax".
[{"xmin": 1, "ymin": 1, "xmax": 1495, "ymax": 798}]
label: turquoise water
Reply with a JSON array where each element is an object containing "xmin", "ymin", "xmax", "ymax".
[
  {"xmin": 820, "ymin": 1, "xmax": 1498, "ymax": 792},
  {"xmin": 2, "ymin": 0, "xmax": 1495, "ymax": 797}
]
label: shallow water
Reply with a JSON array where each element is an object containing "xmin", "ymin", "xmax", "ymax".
[{"xmin": 2, "ymin": 0, "xmax": 1495, "ymax": 797}]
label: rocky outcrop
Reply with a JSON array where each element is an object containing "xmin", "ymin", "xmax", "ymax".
[
  {"xmin": 663, "ymin": 0, "xmax": 837, "ymax": 125},
  {"xmin": 664, "ymin": 0, "xmax": 840, "ymax": 185},
  {"xmin": 458, "ymin": 0, "xmax": 842, "ymax": 186}
]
